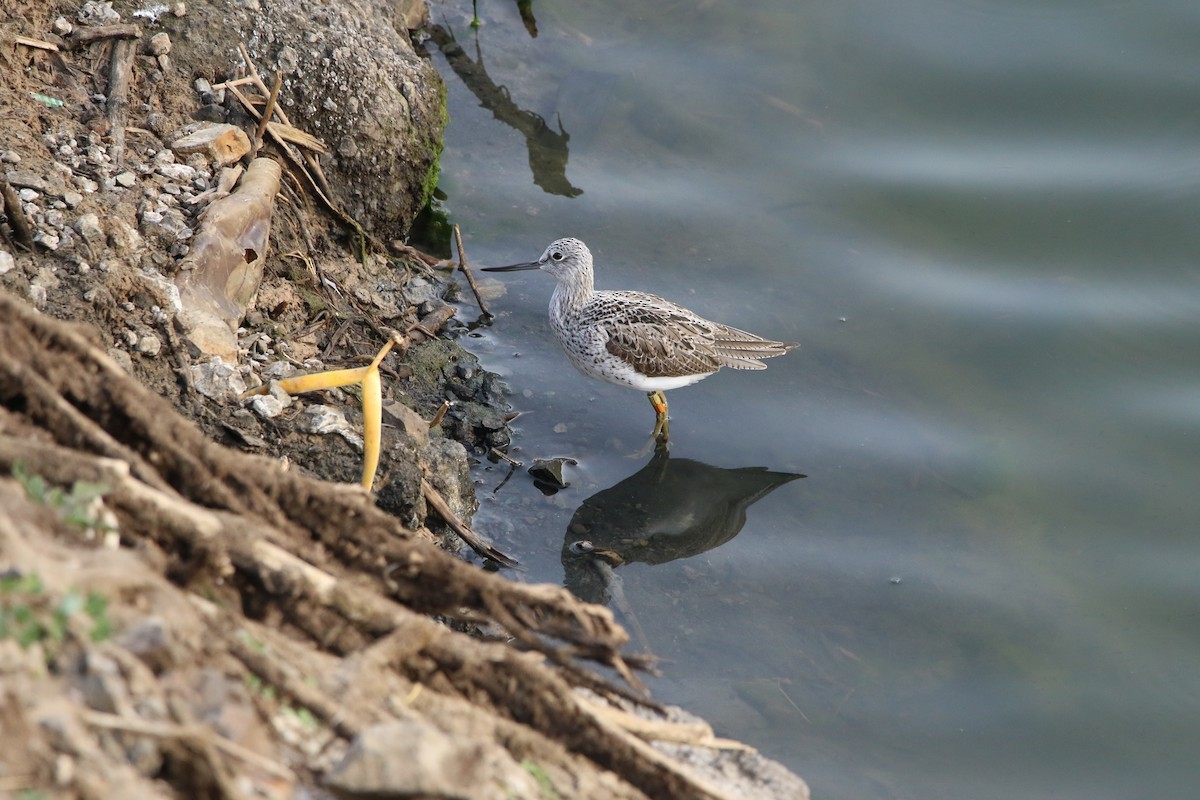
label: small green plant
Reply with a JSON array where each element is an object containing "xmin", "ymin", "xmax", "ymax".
[
  {"xmin": 0, "ymin": 573, "xmax": 113, "ymax": 650},
  {"xmin": 12, "ymin": 462, "xmax": 114, "ymax": 537},
  {"xmin": 282, "ymin": 704, "xmax": 320, "ymax": 732},
  {"xmin": 520, "ymin": 759, "xmax": 559, "ymax": 800}
]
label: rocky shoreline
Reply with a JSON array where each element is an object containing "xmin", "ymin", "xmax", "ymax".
[{"xmin": 1, "ymin": 1, "xmax": 810, "ymax": 797}]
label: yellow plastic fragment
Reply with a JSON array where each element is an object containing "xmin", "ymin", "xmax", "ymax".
[
  {"xmin": 238, "ymin": 335, "xmax": 403, "ymax": 490},
  {"xmin": 276, "ymin": 366, "xmax": 371, "ymax": 396},
  {"xmin": 360, "ymin": 366, "xmax": 382, "ymax": 489}
]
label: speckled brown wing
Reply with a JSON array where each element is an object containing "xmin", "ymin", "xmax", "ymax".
[
  {"xmin": 589, "ymin": 291, "xmax": 794, "ymax": 379},
  {"xmin": 602, "ymin": 318, "xmax": 724, "ymax": 378}
]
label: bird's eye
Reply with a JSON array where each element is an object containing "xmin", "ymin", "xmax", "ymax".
[{"xmin": 551, "ymin": 251, "xmax": 564, "ymax": 261}]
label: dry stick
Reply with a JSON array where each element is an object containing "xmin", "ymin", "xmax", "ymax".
[
  {"xmin": 237, "ymin": 44, "xmax": 334, "ymax": 199},
  {"xmin": 253, "ymin": 70, "xmax": 284, "ymax": 156},
  {"xmin": 566, "ymin": 700, "xmax": 749, "ymax": 800},
  {"xmin": 489, "ymin": 447, "xmax": 522, "ymax": 466},
  {"xmin": 225, "ymin": 81, "xmax": 382, "ymax": 256},
  {"xmin": 15, "ymin": 35, "xmax": 58, "ymax": 51},
  {"xmin": 421, "ymin": 477, "xmax": 518, "ymax": 567},
  {"xmin": 209, "ymin": 76, "xmax": 258, "ymax": 91},
  {"xmin": 572, "ymin": 693, "xmax": 752, "ymax": 751},
  {"xmin": 225, "ymin": 84, "xmax": 326, "ymax": 195},
  {"xmin": 106, "ymin": 37, "xmax": 137, "ymax": 164},
  {"xmin": 453, "ymin": 224, "xmax": 492, "ymax": 318},
  {"xmin": 427, "ymin": 400, "xmax": 449, "ymax": 428},
  {"xmin": 1, "ymin": 180, "xmax": 35, "ymax": 249},
  {"xmin": 68, "ymin": 23, "xmax": 141, "ymax": 48}
]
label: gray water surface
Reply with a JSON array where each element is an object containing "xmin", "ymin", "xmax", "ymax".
[{"xmin": 425, "ymin": 1, "xmax": 1200, "ymax": 797}]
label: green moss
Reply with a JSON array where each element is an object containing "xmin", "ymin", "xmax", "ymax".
[
  {"xmin": 416, "ymin": 79, "xmax": 450, "ymax": 212},
  {"xmin": 406, "ymin": 339, "xmax": 459, "ymax": 397}
]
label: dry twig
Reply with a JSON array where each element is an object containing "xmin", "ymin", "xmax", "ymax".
[
  {"xmin": 68, "ymin": 23, "xmax": 141, "ymax": 48},
  {"xmin": 106, "ymin": 37, "xmax": 137, "ymax": 163},
  {"xmin": 454, "ymin": 224, "xmax": 492, "ymax": 318}
]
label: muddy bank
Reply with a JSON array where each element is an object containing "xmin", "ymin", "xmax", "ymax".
[{"xmin": 0, "ymin": 1, "xmax": 809, "ymax": 798}]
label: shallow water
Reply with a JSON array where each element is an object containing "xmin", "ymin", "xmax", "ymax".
[{"xmin": 424, "ymin": 1, "xmax": 1200, "ymax": 796}]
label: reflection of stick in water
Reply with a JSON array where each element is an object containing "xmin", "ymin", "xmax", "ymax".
[
  {"xmin": 517, "ymin": 0, "xmax": 538, "ymax": 38},
  {"xmin": 425, "ymin": 24, "xmax": 583, "ymax": 197}
]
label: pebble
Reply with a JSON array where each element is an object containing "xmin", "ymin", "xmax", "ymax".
[
  {"xmin": 157, "ymin": 162, "xmax": 196, "ymax": 182},
  {"xmin": 77, "ymin": 1, "xmax": 121, "ymax": 25},
  {"xmin": 136, "ymin": 333, "xmax": 162, "ymax": 356},
  {"xmin": 0, "ymin": 251, "xmax": 14, "ymax": 275},
  {"xmin": 146, "ymin": 112, "xmax": 170, "ymax": 136},
  {"xmin": 75, "ymin": 213, "xmax": 105, "ymax": 247},
  {"xmin": 0, "ymin": 151, "xmax": 20, "ymax": 163},
  {"xmin": 33, "ymin": 231, "xmax": 60, "ymax": 251},
  {"xmin": 115, "ymin": 171, "xmax": 137, "ymax": 188},
  {"xmin": 299, "ymin": 404, "xmax": 355, "ymax": 438},
  {"xmin": 190, "ymin": 358, "xmax": 247, "ymax": 400},
  {"xmin": 148, "ymin": 33, "xmax": 173, "ymax": 55},
  {"xmin": 53, "ymin": 16, "xmax": 73, "ymax": 35},
  {"xmin": 74, "ymin": 176, "xmax": 99, "ymax": 193},
  {"xmin": 247, "ymin": 393, "xmax": 285, "ymax": 419},
  {"xmin": 62, "ymin": 191, "xmax": 83, "ymax": 207},
  {"xmin": 261, "ymin": 361, "xmax": 297, "ymax": 381},
  {"xmin": 18, "ymin": 188, "xmax": 39, "ymax": 202},
  {"xmin": 7, "ymin": 170, "xmax": 51, "ymax": 193}
]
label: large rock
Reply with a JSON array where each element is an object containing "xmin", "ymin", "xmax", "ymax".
[{"xmin": 164, "ymin": 0, "xmax": 445, "ymax": 238}]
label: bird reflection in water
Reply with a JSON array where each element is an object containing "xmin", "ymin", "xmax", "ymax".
[{"xmin": 561, "ymin": 449, "xmax": 803, "ymax": 649}]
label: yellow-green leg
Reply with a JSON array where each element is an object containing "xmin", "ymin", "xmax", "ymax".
[{"xmin": 647, "ymin": 390, "xmax": 670, "ymax": 444}]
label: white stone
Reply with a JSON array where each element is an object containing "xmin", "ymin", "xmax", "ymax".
[
  {"xmin": 156, "ymin": 162, "xmax": 196, "ymax": 182},
  {"xmin": 136, "ymin": 334, "xmax": 162, "ymax": 356},
  {"xmin": 147, "ymin": 33, "xmax": 172, "ymax": 56},
  {"xmin": 190, "ymin": 358, "xmax": 247, "ymax": 400},
  {"xmin": 247, "ymin": 393, "xmax": 284, "ymax": 418}
]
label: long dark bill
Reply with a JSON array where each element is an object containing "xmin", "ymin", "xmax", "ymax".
[{"xmin": 481, "ymin": 260, "xmax": 543, "ymax": 272}]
